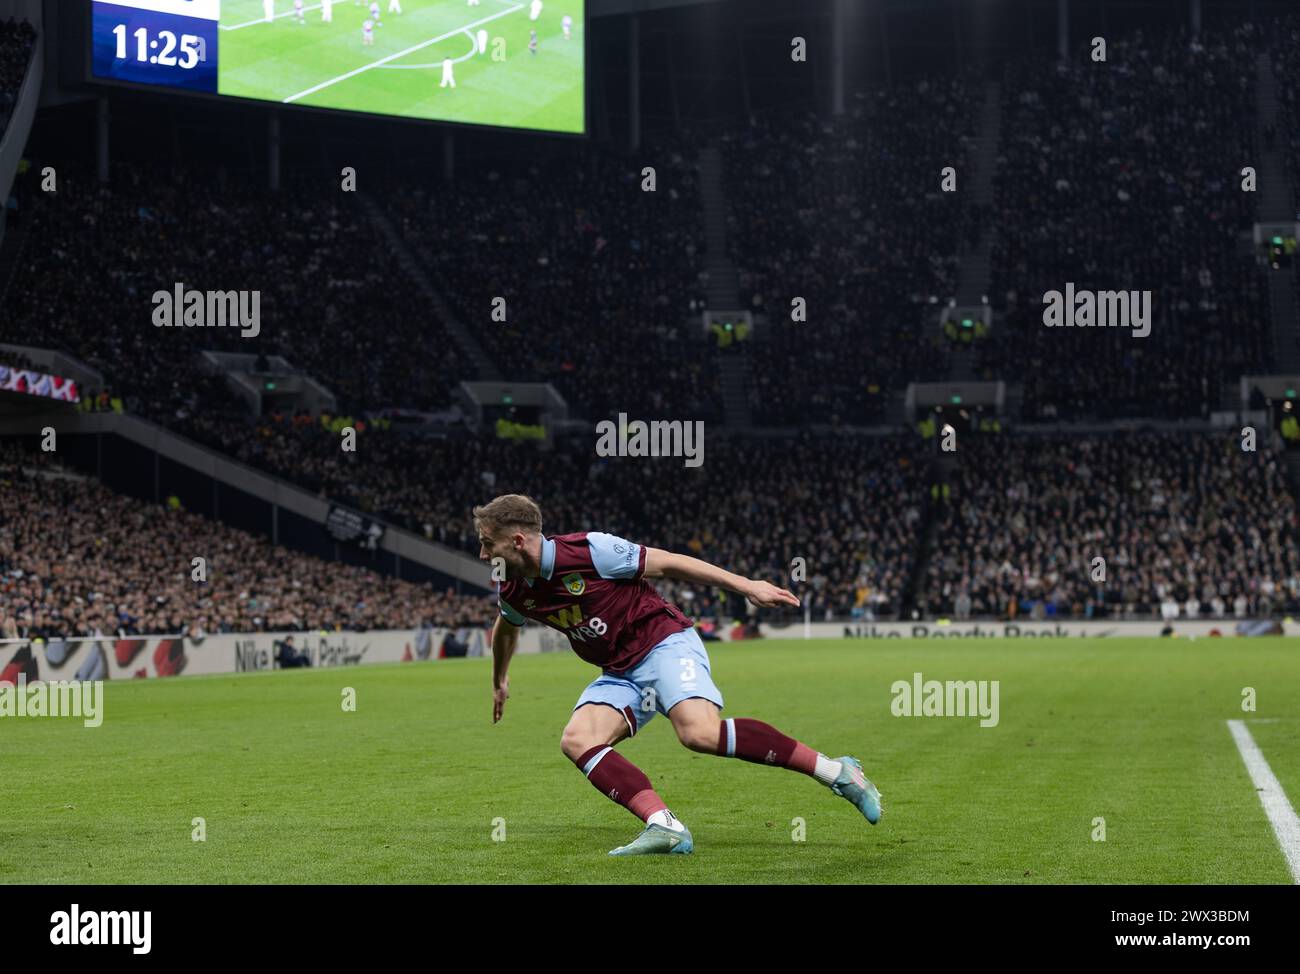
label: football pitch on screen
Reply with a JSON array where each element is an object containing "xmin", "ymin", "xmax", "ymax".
[
  {"xmin": 217, "ymin": 0, "xmax": 585, "ymax": 132},
  {"xmin": 2, "ymin": 638, "xmax": 1297, "ymax": 884}
]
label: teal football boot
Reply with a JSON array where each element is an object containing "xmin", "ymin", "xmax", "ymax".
[
  {"xmin": 831, "ymin": 756, "xmax": 883, "ymax": 824},
  {"xmin": 608, "ymin": 822, "xmax": 694, "ymax": 856}
]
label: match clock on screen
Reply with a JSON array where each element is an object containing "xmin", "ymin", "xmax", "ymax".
[{"xmin": 91, "ymin": 0, "xmax": 219, "ymax": 93}]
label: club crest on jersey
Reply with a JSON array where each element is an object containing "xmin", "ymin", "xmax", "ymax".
[
  {"xmin": 524, "ymin": 598, "xmax": 536, "ymax": 609},
  {"xmin": 561, "ymin": 572, "xmax": 587, "ymax": 596}
]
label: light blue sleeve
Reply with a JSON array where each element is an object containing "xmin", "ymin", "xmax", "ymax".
[
  {"xmin": 498, "ymin": 596, "xmax": 526, "ymax": 626},
  {"xmin": 587, "ymin": 532, "xmax": 644, "ymax": 580}
]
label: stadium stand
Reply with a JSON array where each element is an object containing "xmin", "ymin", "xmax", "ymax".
[
  {"xmin": 0, "ymin": 440, "xmax": 491, "ymax": 639},
  {"xmin": 983, "ymin": 24, "xmax": 1268, "ymax": 420},
  {"xmin": 719, "ymin": 78, "xmax": 983, "ymax": 424},
  {"xmin": 4, "ymin": 18, "xmax": 1300, "ymax": 628},
  {"xmin": 0, "ymin": 18, "xmax": 36, "ymax": 138},
  {"xmin": 921, "ymin": 432, "xmax": 1300, "ymax": 620}
]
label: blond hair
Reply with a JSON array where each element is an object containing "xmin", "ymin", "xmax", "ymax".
[{"xmin": 473, "ymin": 494, "xmax": 543, "ymax": 537}]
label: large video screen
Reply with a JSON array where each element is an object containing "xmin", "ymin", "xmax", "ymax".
[{"xmin": 89, "ymin": 0, "xmax": 586, "ymax": 133}]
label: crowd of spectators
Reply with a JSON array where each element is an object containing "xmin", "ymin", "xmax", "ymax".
[
  {"xmin": 10, "ymin": 416, "xmax": 1297, "ymax": 633},
  {"xmin": 0, "ymin": 440, "xmax": 492, "ymax": 640},
  {"xmin": 1262, "ymin": 14, "xmax": 1300, "ymax": 371},
  {"xmin": 921, "ymin": 432, "xmax": 1300, "ymax": 620},
  {"xmin": 983, "ymin": 24, "xmax": 1268, "ymax": 420},
  {"xmin": 3, "ymin": 165, "xmax": 472, "ymax": 420},
  {"xmin": 0, "ymin": 18, "xmax": 35, "ymax": 138},
  {"xmin": 6, "ymin": 23, "xmax": 1280, "ymax": 436},
  {"xmin": 161, "ymin": 413, "xmax": 930, "ymax": 621},
  {"xmin": 1266, "ymin": 13, "xmax": 1300, "ymax": 212},
  {"xmin": 0, "ymin": 348, "xmax": 42, "ymax": 373},
  {"xmin": 572, "ymin": 433, "xmax": 928, "ymax": 623},
  {"xmin": 8, "ymin": 141, "xmax": 720, "ymax": 425},
  {"xmin": 720, "ymin": 76, "xmax": 984, "ymax": 425},
  {"xmin": 384, "ymin": 139, "xmax": 720, "ymax": 421},
  {"xmin": 7, "ymin": 22, "xmax": 1300, "ymax": 633}
]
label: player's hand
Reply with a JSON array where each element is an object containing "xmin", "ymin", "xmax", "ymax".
[
  {"xmin": 492, "ymin": 677, "xmax": 510, "ymax": 723},
  {"xmin": 744, "ymin": 579, "xmax": 801, "ymax": 609}
]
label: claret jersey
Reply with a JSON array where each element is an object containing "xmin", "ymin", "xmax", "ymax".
[{"xmin": 496, "ymin": 532, "xmax": 693, "ymax": 673}]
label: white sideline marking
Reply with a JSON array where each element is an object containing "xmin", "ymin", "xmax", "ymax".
[
  {"xmin": 282, "ymin": 5, "xmax": 523, "ymax": 103},
  {"xmin": 1227, "ymin": 719, "xmax": 1300, "ymax": 883},
  {"xmin": 375, "ymin": 29, "xmax": 477, "ymax": 68}
]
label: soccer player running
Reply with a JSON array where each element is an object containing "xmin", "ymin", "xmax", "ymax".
[{"xmin": 477, "ymin": 494, "xmax": 883, "ymax": 856}]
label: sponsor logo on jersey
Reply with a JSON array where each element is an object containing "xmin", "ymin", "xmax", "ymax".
[
  {"xmin": 561, "ymin": 572, "xmax": 587, "ymax": 596},
  {"xmin": 546, "ymin": 604, "xmax": 584, "ymax": 629}
]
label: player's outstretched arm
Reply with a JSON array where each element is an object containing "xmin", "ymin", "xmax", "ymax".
[
  {"xmin": 643, "ymin": 548, "xmax": 800, "ymax": 609},
  {"xmin": 491, "ymin": 618, "xmax": 519, "ymax": 723}
]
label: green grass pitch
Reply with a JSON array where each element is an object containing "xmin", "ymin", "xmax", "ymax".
[
  {"xmin": 2, "ymin": 637, "xmax": 1297, "ymax": 884},
  {"xmin": 216, "ymin": 0, "xmax": 585, "ymax": 132}
]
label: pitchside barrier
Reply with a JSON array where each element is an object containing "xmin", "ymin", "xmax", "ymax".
[
  {"xmin": 782, "ymin": 620, "xmax": 1295, "ymax": 639},
  {"xmin": 2, "ymin": 618, "xmax": 1292, "ymax": 682},
  {"xmin": 0, "ymin": 627, "xmax": 498, "ymax": 681}
]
